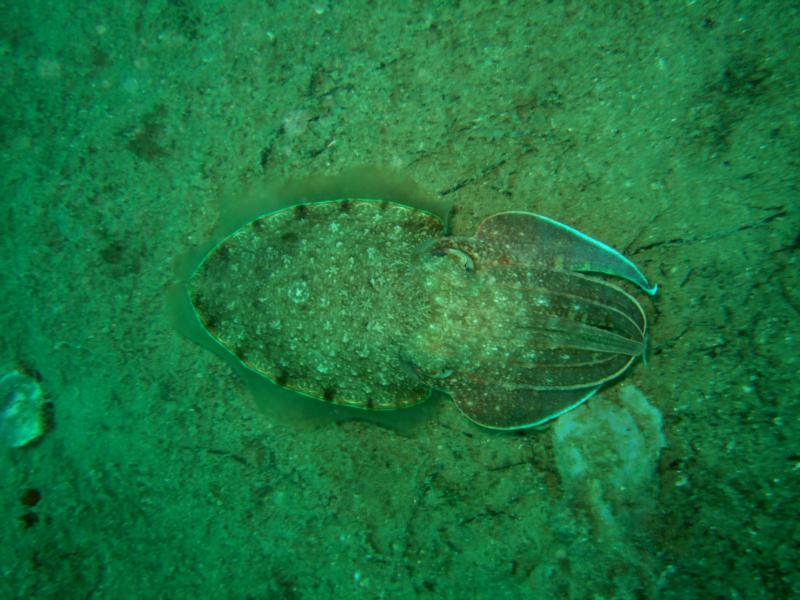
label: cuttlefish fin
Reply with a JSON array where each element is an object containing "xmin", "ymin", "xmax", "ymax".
[
  {"xmin": 476, "ymin": 211, "xmax": 658, "ymax": 295},
  {"xmin": 449, "ymin": 382, "xmax": 599, "ymax": 430}
]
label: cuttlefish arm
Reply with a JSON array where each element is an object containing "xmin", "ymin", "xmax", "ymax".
[
  {"xmin": 476, "ymin": 212, "xmax": 658, "ymax": 295},
  {"xmin": 448, "ymin": 380, "xmax": 600, "ymax": 430}
]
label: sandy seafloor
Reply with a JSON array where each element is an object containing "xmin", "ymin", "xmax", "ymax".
[{"xmin": 1, "ymin": 1, "xmax": 798, "ymax": 598}]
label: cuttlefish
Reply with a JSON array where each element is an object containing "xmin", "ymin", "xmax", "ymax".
[{"xmin": 186, "ymin": 200, "xmax": 656, "ymax": 430}]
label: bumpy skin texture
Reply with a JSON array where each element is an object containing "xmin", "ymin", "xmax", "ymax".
[
  {"xmin": 190, "ymin": 201, "xmax": 650, "ymax": 428},
  {"xmin": 189, "ymin": 200, "xmax": 443, "ymax": 410}
]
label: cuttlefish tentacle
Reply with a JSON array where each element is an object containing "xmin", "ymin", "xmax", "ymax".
[
  {"xmin": 409, "ymin": 224, "xmax": 651, "ymax": 429},
  {"xmin": 449, "ymin": 382, "xmax": 600, "ymax": 430},
  {"xmin": 476, "ymin": 211, "xmax": 658, "ymax": 295}
]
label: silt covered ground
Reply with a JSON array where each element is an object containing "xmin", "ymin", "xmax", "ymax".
[{"xmin": 0, "ymin": 1, "xmax": 798, "ymax": 598}]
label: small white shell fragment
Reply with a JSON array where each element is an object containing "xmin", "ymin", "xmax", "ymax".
[{"xmin": 0, "ymin": 370, "xmax": 46, "ymax": 448}]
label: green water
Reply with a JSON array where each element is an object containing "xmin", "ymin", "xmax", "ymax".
[{"xmin": 1, "ymin": 1, "xmax": 797, "ymax": 598}]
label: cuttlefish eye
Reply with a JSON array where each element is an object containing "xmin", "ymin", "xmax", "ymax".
[
  {"xmin": 443, "ymin": 247, "xmax": 474, "ymax": 272},
  {"xmin": 414, "ymin": 238, "xmax": 477, "ymax": 272},
  {"xmin": 430, "ymin": 246, "xmax": 475, "ymax": 272}
]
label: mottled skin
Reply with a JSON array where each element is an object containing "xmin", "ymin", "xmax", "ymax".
[
  {"xmin": 189, "ymin": 200, "xmax": 655, "ymax": 429},
  {"xmin": 190, "ymin": 200, "xmax": 442, "ymax": 409}
]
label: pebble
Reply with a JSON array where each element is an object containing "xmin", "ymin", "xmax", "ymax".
[{"xmin": 0, "ymin": 370, "xmax": 46, "ymax": 448}]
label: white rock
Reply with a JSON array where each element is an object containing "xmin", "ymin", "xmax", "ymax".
[{"xmin": 0, "ymin": 370, "xmax": 46, "ymax": 448}]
